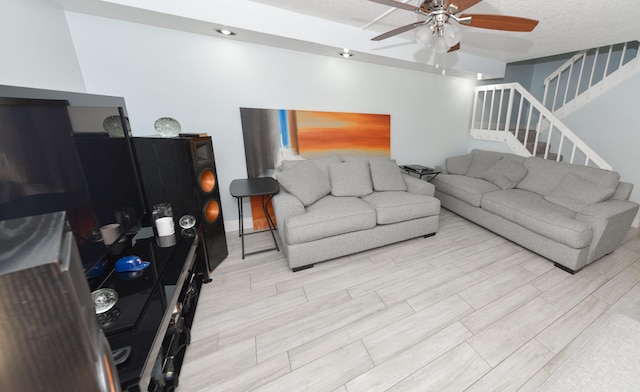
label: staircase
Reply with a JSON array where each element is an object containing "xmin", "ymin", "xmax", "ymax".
[
  {"xmin": 543, "ymin": 41, "xmax": 640, "ymax": 119},
  {"xmin": 470, "ymin": 41, "xmax": 640, "ymax": 170},
  {"xmin": 471, "ymin": 82, "xmax": 611, "ymax": 169}
]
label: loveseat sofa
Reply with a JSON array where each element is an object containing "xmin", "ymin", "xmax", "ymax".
[
  {"xmin": 432, "ymin": 149, "xmax": 639, "ymax": 273},
  {"xmin": 271, "ymin": 155, "xmax": 441, "ymax": 271}
]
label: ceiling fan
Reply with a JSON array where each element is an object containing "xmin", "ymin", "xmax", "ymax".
[{"xmin": 368, "ymin": 0, "xmax": 538, "ymax": 53}]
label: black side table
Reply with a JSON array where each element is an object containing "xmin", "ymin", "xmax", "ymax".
[
  {"xmin": 229, "ymin": 177, "xmax": 280, "ymax": 259},
  {"xmin": 400, "ymin": 165, "xmax": 442, "ymax": 182}
]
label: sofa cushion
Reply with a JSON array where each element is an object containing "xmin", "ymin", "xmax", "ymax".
[
  {"xmin": 466, "ymin": 152, "xmax": 504, "ymax": 179},
  {"xmin": 482, "ymin": 158, "xmax": 528, "ymax": 190},
  {"xmin": 370, "ymin": 159, "xmax": 407, "ymax": 191},
  {"xmin": 481, "ymin": 189, "xmax": 592, "ymax": 249},
  {"xmin": 517, "ymin": 157, "xmax": 621, "ymax": 197},
  {"xmin": 544, "ymin": 173, "xmax": 616, "ymax": 212},
  {"xmin": 446, "ymin": 154, "xmax": 473, "ymax": 175},
  {"xmin": 432, "ymin": 174, "xmax": 500, "ymax": 207},
  {"xmin": 329, "ymin": 160, "xmax": 373, "ymax": 197},
  {"xmin": 280, "ymin": 155, "xmax": 342, "ymax": 176},
  {"xmin": 362, "ymin": 191, "xmax": 440, "ymax": 224},
  {"xmin": 276, "ymin": 160, "xmax": 331, "ymax": 206},
  {"xmin": 284, "ymin": 196, "xmax": 377, "ymax": 244}
]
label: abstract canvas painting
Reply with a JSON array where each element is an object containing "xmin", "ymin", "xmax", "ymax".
[{"xmin": 240, "ymin": 108, "xmax": 391, "ymax": 229}]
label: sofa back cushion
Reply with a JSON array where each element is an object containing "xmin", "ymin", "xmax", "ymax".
[
  {"xmin": 369, "ymin": 158, "xmax": 407, "ymax": 191},
  {"xmin": 280, "ymin": 155, "xmax": 342, "ymax": 177},
  {"xmin": 276, "ymin": 160, "xmax": 331, "ymax": 206},
  {"xmin": 544, "ymin": 173, "xmax": 618, "ymax": 211},
  {"xmin": 329, "ymin": 160, "xmax": 373, "ymax": 197},
  {"xmin": 481, "ymin": 158, "xmax": 528, "ymax": 190},
  {"xmin": 466, "ymin": 152, "xmax": 504, "ymax": 179},
  {"xmin": 465, "ymin": 150, "xmax": 525, "ymax": 179},
  {"xmin": 517, "ymin": 158, "xmax": 620, "ymax": 199},
  {"xmin": 446, "ymin": 153, "xmax": 473, "ymax": 175}
]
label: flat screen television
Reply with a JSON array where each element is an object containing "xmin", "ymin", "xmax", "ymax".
[
  {"xmin": 0, "ymin": 86, "xmax": 146, "ymax": 273},
  {"xmin": 0, "ymin": 98, "xmax": 88, "ymax": 218}
]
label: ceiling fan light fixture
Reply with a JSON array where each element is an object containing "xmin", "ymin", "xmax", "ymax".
[
  {"xmin": 415, "ymin": 25, "xmax": 434, "ymax": 46},
  {"xmin": 434, "ymin": 36, "xmax": 449, "ymax": 53},
  {"xmin": 442, "ymin": 23, "xmax": 462, "ymax": 48}
]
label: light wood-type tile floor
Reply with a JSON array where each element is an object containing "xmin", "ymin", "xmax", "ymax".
[{"xmin": 177, "ymin": 208, "xmax": 640, "ymax": 392}]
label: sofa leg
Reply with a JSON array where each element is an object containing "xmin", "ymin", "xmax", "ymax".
[
  {"xmin": 424, "ymin": 232, "xmax": 436, "ymax": 239},
  {"xmin": 554, "ymin": 262, "xmax": 577, "ymax": 275},
  {"xmin": 292, "ymin": 264, "xmax": 314, "ymax": 272}
]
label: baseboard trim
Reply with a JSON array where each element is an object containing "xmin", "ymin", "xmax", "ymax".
[{"xmin": 223, "ymin": 218, "xmax": 254, "ymax": 233}]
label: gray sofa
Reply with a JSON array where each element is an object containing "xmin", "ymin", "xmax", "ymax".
[
  {"xmin": 433, "ymin": 149, "xmax": 639, "ymax": 273},
  {"xmin": 272, "ymin": 155, "xmax": 441, "ymax": 271}
]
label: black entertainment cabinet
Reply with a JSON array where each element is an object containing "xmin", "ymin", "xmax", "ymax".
[
  {"xmin": 87, "ymin": 226, "xmax": 208, "ymax": 391},
  {"xmin": 0, "ymin": 85, "xmax": 227, "ymax": 392}
]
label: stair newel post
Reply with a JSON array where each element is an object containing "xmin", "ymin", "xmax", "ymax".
[
  {"xmin": 471, "ymin": 88, "xmax": 480, "ymax": 131},
  {"xmin": 504, "ymin": 86, "xmax": 514, "ymax": 139}
]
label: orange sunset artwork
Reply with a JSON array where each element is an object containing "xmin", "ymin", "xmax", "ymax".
[{"xmin": 294, "ymin": 110, "xmax": 390, "ymax": 157}]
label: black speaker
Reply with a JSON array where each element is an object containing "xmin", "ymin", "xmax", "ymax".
[{"xmin": 133, "ymin": 136, "xmax": 228, "ymax": 272}]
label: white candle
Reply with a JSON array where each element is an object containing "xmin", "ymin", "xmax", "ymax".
[{"xmin": 155, "ymin": 217, "xmax": 175, "ymax": 236}]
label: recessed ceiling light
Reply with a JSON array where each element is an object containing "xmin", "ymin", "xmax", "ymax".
[
  {"xmin": 215, "ymin": 28, "xmax": 235, "ymax": 36},
  {"xmin": 476, "ymin": 73, "xmax": 484, "ymax": 80},
  {"xmin": 339, "ymin": 48, "xmax": 353, "ymax": 58}
]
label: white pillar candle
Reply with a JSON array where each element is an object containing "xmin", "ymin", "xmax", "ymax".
[{"xmin": 155, "ymin": 217, "xmax": 175, "ymax": 236}]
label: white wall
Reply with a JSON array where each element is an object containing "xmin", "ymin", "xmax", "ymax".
[
  {"xmin": 563, "ymin": 73, "xmax": 640, "ymax": 224},
  {"xmin": 64, "ymin": 12, "xmax": 477, "ymax": 229},
  {"xmin": 0, "ymin": 0, "xmax": 85, "ymax": 91}
]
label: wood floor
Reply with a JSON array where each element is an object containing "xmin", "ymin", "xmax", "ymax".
[{"xmin": 177, "ymin": 209, "xmax": 640, "ymax": 392}]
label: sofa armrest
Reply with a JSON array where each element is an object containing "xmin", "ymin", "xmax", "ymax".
[
  {"xmin": 402, "ymin": 174, "xmax": 435, "ymax": 196},
  {"xmin": 272, "ymin": 190, "xmax": 306, "ymax": 224},
  {"xmin": 435, "ymin": 164, "xmax": 448, "ymax": 174},
  {"xmin": 575, "ymin": 199, "xmax": 640, "ymax": 263},
  {"xmin": 611, "ymin": 181, "xmax": 634, "ymax": 201}
]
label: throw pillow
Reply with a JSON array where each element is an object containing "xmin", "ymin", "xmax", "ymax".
[
  {"xmin": 466, "ymin": 152, "xmax": 504, "ymax": 179},
  {"xmin": 482, "ymin": 158, "xmax": 528, "ymax": 190},
  {"xmin": 446, "ymin": 154, "xmax": 473, "ymax": 175},
  {"xmin": 369, "ymin": 158, "xmax": 407, "ymax": 191},
  {"xmin": 328, "ymin": 160, "xmax": 373, "ymax": 197},
  {"xmin": 275, "ymin": 160, "xmax": 331, "ymax": 206},
  {"xmin": 544, "ymin": 173, "xmax": 616, "ymax": 212},
  {"xmin": 279, "ymin": 155, "xmax": 341, "ymax": 176}
]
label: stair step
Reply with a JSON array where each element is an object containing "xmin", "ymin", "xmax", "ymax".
[
  {"xmin": 537, "ymin": 152, "xmax": 562, "ymax": 161},
  {"xmin": 510, "ymin": 129, "xmax": 537, "ymax": 144},
  {"xmin": 526, "ymin": 141, "xmax": 548, "ymax": 155}
]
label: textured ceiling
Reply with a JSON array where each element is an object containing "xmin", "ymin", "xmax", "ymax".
[
  {"xmin": 55, "ymin": 0, "xmax": 640, "ymax": 78},
  {"xmin": 249, "ymin": 0, "xmax": 640, "ymax": 63}
]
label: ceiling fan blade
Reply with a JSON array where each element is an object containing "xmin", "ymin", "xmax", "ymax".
[
  {"xmin": 371, "ymin": 21, "xmax": 427, "ymax": 41},
  {"xmin": 367, "ymin": 0, "xmax": 421, "ymax": 13},
  {"xmin": 446, "ymin": 0, "xmax": 482, "ymax": 13},
  {"xmin": 460, "ymin": 14, "xmax": 539, "ymax": 32},
  {"xmin": 448, "ymin": 42, "xmax": 461, "ymax": 52}
]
